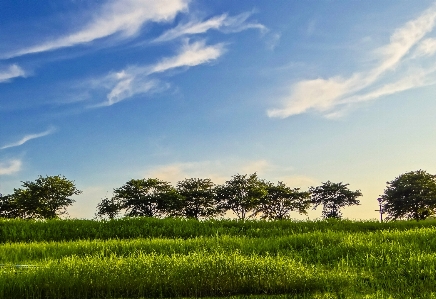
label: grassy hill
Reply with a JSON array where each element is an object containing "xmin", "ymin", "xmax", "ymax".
[{"xmin": 1, "ymin": 218, "xmax": 436, "ymax": 298}]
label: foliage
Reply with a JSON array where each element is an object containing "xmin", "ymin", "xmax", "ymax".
[
  {"xmin": 310, "ymin": 181, "xmax": 362, "ymax": 219},
  {"xmin": 172, "ymin": 178, "xmax": 219, "ymax": 219},
  {"xmin": 112, "ymin": 178, "xmax": 177, "ymax": 218},
  {"xmin": 215, "ymin": 173, "xmax": 267, "ymax": 220},
  {"xmin": 0, "ymin": 194, "xmax": 20, "ymax": 218},
  {"xmin": 256, "ymin": 181, "xmax": 311, "ymax": 220},
  {"xmin": 95, "ymin": 196, "xmax": 121, "ymax": 220},
  {"xmin": 1, "ymin": 175, "xmax": 81, "ymax": 219},
  {"xmin": 381, "ymin": 170, "xmax": 436, "ymax": 221}
]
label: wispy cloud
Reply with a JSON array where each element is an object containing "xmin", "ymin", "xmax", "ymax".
[
  {"xmin": 339, "ymin": 66, "xmax": 436, "ymax": 106},
  {"xmin": 154, "ymin": 11, "xmax": 266, "ymax": 43},
  {"xmin": 6, "ymin": 0, "xmax": 189, "ymax": 58},
  {"xmin": 143, "ymin": 161, "xmax": 228, "ymax": 184},
  {"xmin": 0, "ymin": 159, "xmax": 21, "ymax": 175},
  {"xmin": 142, "ymin": 159, "xmax": 316, "ymax": 189},
  {"xmin": 92, "ymin": 75, "xmax": 161, "ymax": 108},
  {"xmin": 149, "ymin": 40, "xmax": 224, "ymax": 73},
  {"xmin": 265, "ymin": 32, "xmax": 281, "ymax": 51},
  {"xmin": 0, "ymin": 64, "xmax": 26, "ymax": 82},
  {"xmin": 414, "ymin": 37, "xmax": 436, "ymax": 57},
  {"xmin": 1, "ymin": 128, "xmax": 56, "ymax": 150},
  {"xmin": 143, "ymin": 159, "xmax": 271, "ymax": 185},
  {"xmin": 268, "ymin": 3, "xmax": 436, "ymax": 119},
  {"xmin": 91, "ymin": 40, "xmax": 225, "ymax": 107}
]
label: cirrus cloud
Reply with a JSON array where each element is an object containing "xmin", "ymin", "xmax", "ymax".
[
  {"xmin": 91, "ymin": 40, "xmax": 225, "ymax": 107},
  {"xmin": 1, "ymin": 128, "xmax": 56, "ymax": 150},
  {"xmin": 0, "ymin": 64, "xmax": 26, "ymax": 83},
  {"xmin": 5, "ymin": 0, "xmax": 189, "ymax": 58},
  {"xmin": 0, "ymin": 159, "xmax": 22, "ymax": 175},
  {"xmin": 153, "ymin": 11, "xmax": 266, "ymax": 43},
  {"xmin": 268, "ymin": 2, "xmax": 436, "ymax": 119},
  {"xmin": 149, "ymin": 40, "xmax": 224, "ymax": 73}
]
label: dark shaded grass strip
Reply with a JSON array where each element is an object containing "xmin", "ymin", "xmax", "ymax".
[{"xmin": 2, "ymin": 218, "xmax": 436, "ymax": 243}]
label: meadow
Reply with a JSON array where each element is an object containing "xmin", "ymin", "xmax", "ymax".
[{"xmin": 1, "ymin": 218, "xmax": 436, "ymax": 298}]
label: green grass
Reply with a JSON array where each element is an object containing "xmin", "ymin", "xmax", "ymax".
[
  {"xmin": 1, "ymin": 218, "xmax": 436, "ymax": 298},
  {"xmin": 2, "ymin": 217, "xmax": 436, "ymax": 242}
]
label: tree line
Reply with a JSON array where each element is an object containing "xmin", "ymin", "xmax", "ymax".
[{"xmin": 1, "ymin": 170, "xmax": 436, "ymax": 221}]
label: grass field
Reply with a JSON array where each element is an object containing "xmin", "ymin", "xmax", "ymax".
[{"xmin": 1, "ymin": 218, "xmax": 436, "ymax": 298}]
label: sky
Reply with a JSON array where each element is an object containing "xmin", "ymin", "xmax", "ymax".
[{"xmin": 1, "ymin": 0, "xmax": 436, "ymax": 220}]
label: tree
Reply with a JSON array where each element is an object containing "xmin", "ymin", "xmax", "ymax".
[
  {"xmin": 0, "ymin": 194, "xmax": 20, "ymax": 218},
  {"xmin": 309, "ymin": 181, "xmax": 362, "ymax": 219},
  {"xmin": 172, "ymin": 178, "xmax": 218, "ymax": 220},
  {"xmin": 95, "ymin": 196, "xmax": 121, "ymax": 220},
  {"xmin": 381, "ymin": 170, "xmax": 436, "ymax": 221},
  {"xmin": 256, "ymin": 181, "xmax": 311, "ymax": 220},
  {"xmin": 6, "ymin": 175, "xmax": 81, "ymax": 219},
  {"xmin": 215, "ymin": 173, "xmax": 267, "ymax": 221},
  {"xmin": 113, "ymin": 178, "xmax": 177, "ymax": 218}
]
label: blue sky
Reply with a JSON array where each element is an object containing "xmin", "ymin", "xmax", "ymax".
[{"xmin": 1, "ymin": 0, "xmax": 436, "ymax": 219}]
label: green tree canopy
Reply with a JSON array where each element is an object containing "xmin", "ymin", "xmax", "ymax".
[
  {"xmin": 173, "ymin": 178, "xmax": 218, "ymax": 220},
  {"xmin": 381, "ymin": 170, "xmax": 436, "ymax": 221},
  {"xmin": 0, "ymin": 194, "xmax": 20, "ymax": 218},
  {"xmin": 95, "ymin": 196, "xmax": 121, "ymax": 220},
  {"xmin": 113, "ymin": 178, "xmax": 177, "ymax": 218},
  {"xmin": 256, "ymin": 181, "xmax": 311, "ymax": 220},
  {"xmin": 4, "ymin": 175, "xmax": 81, "ymax": 219},
  {"xmin": 215, "ymin": 173, "xmax": 267, "ymax": 221},
  {"xmin": 310, "ymin": 181, "xmax": 362, "ymax": 219}
]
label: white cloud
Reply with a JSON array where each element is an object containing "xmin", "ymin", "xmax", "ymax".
[
  {"xmin": 0, "ymin": 159, "xmax": 22, "ymax": 175},
  {"xmin": 268, "ymin": 3, "xmax": 436, "ymax": 119},
  {"xmin": 154, "ymin": 11, "xmax": 266, "ymax": 42},
  {"xmin": 92, "ymin": 40, "xmax": 224, "ymax": 107},
  {"xmin": 143, "ymin": 159, "xmax": 274, "ymax": 185},
  {"xmin": 1, "ymin": 127, "xmax": 56, "ymax": 150},
  {"xmin": 0, "ymin": 64, "xmax": 26, "ymax": 82},
  {"xmin": 149, "ymin": 40, "xmax": 224, "ymax": 73},
  {"xmin": 341, "ymin": 65, "xmax": 436, "ymax": 105},
  {"xmin": 143, "ymin": 161, "xmax": 229, "ymax": 185},
  {"xmin": 267, "ymin": 76, "xmax": 357, "ymax": 118},
  {"xmin": 7, "ymin": 0, "xmax": 189, "ymax": 58},
  {"xmin": 92, "ymin": 74, "xmax": 160, "ymax": 108},
  {"xmin": 141, "ymin": 159, "xmax": 315, "ymax": 189},
  {"xmin": 414, "ymin": 37, "xmax": 436, "ymax": 57},
  {"xmin": 219, "ymin": 11, "xmax": 267, "ymax": 33},
  {"xmin": 154, "ymin": 14, "xmax": 227, "ymax": 42}
]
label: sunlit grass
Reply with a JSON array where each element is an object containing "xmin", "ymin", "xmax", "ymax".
[{"xmin": 1, "ymin": 218, "xmax": 436, "ymax": 298}]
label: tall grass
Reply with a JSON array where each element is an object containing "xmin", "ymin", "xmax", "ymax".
[
  {"xmin": 2, "ymin": 217, "xmax": 436, "ymax": 242},
  {"xmin": 2, "ymin": 228, "xmax": 436, "ymax": 265},
  {"xmin": 0, "ymin": 252, "xmax": 350, "ymax": 298},
  {"xmin": 2, "ymin": 218, "xmax": 436, "ymax": 298}
]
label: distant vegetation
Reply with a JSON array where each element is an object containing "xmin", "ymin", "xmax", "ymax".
[{"xmin": 2, "ymin": 170, "xmax": 436, "ymax": 221}]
